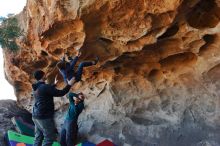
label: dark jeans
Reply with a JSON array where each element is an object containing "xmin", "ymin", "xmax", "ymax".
[
  {"xmin": 75, "ymin": 61, "xmax": 94, "ymax": 81},
  {"xmin": 60, "ymin": 120, "xmax": 78, "ymax": 146},
  {"xmin": 59, "ymin": 61, "xmax": 94, "ymax": 83},
  {"xmin": 32, "ymin": 117, "xmax": 57, "ymax": 146}
]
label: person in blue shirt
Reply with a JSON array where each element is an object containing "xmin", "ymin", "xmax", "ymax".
[
  {"xmin": 56, "ymin": 51, "xmax": 99, "ymax": 83},
  {"xmin": 60, "ymin": 92, "xmax": 85, "ymax": 146}
]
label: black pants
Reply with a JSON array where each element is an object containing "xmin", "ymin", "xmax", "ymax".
[
  {"xmin": 32, "ymin": 118, "xmax": 57, "ymax": 146},
  {"xmin": 59, "ymin": 61, "xmax": 94, "ymax": 83},
  {"xmin": 60, "ymin": 120, "xmax": 78, "ymax": 146},
  {"xmin": 75, "ymin": 61, "xmax": 94, "ymax": 81}
]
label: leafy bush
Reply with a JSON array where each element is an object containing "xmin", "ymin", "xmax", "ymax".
[{"xmin": 0, "ymin": 17, "xmax": 23, "ymax": 52}]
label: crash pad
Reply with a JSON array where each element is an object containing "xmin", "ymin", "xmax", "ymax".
[
  {"xmin": 96, "ymin": 139, "xmax": 117, "ymax": 146},
  {"xmin": 7, "ymin": 130, "xmax": 60, "ymax": 146},
  {"xmin": 11, "ymin": 116, "xmax": 35, "ymax": 137}
]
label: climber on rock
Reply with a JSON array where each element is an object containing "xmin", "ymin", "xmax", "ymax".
[
  {"xmin": 60, "ymin": 92, "xmax": 85, "ymax": 146},
  {"xmin": 31, "ymin": 70, "xmax": 76, "ymax": 146},
  {"xmin": 56, "ymin": 51, "xmax": 99, "ymax": 84}
]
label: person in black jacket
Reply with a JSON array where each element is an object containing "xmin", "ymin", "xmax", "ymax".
[{"xmin": 32, "ymin": 70, "xmax": 75, "ymax": 146}]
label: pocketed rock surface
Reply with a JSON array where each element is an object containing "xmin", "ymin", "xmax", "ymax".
[{"xmin": 3, "ymin": 0, "xmax": 220, "ymax": 145}]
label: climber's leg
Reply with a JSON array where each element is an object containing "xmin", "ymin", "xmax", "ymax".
[
  {"xmin": 60, "ymin": 125, "xmax": 67, "ymax": 146},
  {"xmin": 75, "ymin": 61, "xmax": 94, "ymax": 81},
  {"xmin": 66, "ymin": 120, "xmax": 78, "ymax": 146}
]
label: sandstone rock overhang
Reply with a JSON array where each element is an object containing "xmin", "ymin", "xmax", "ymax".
[{"xmin": 2, "ymin": 0, "xmax": 220, "ymax": 145}]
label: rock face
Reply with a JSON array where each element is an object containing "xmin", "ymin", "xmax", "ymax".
[{"xmin": 3, "ymin": 0, "xmax": 220, "ymax": 145}]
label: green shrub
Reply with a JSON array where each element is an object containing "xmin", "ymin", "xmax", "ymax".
[{"xmin": 0, "ymin": 17, "xmax": 23, "ymax": 52}]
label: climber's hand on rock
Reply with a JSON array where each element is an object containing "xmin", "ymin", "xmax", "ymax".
[
  {"xmin": 61, "ymin": 56, "xmax": 65, "ymax": 61},
  {"xmin": 54, "ymin": 75, "xmax": 58, "ymax": 84},
  {"xmin": 76, "ymin": 51, "xmax": 81, "ymax": 57},
  {"xmin": 75, "ymin": 45, "xmax": 81, "ymax": 51}
]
